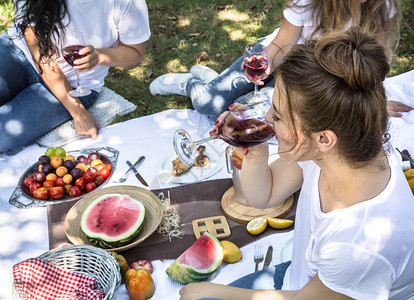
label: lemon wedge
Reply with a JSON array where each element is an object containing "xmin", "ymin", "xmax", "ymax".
[
  {"xmin": 404, "ymin": 169, "xmax": 414, "ymax": 181},
  {"xmin": 221, "ymin": 241, "xmax": 242, "ymax": 263},
  {"xmin": 266, "ymin": 217, "xmax": 293, "ymax": 229},
  {"xmin": 246, "ymin": 217, "xmax": 267, "ymax": 235}
]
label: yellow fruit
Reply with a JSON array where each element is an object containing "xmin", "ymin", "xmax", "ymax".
[
  {"xmin": 64, "ymin": 155, "xmax": 76, "ymax": 161},
  {"xmin": 221, "ymin": 241, "xmax": 242, "ymax": 263},
  {"xmin": 246, "ymin": 217, "xmax": 267, "ymax": 235},
  {"xmin": 266, "ymin": 217, "xmax": 294, "ymax": 229},
  {"xmin": 404, "ymin": 169, "xmax": 414, "ymax": 181},
  {"xmin": 56, "ymin": 166, "xmax": 68, "ymax": 177},
  {"xmin": 46, "ymin": 173, "xmax": 57, "ymax": 182},
  {"xmin": 408, "ymin": 178, "xmax": 414, "ymax": 194},
  {"xmin": 91, "ymin": 159, "xmax": 103, "ymax": 167},
  {"xmin": 51, "ymin": 156, "xmax": 63, "ymax": 169},
  {"xmin": 76, "ymin": 163, "xmax": 88, "ymax": 173}
]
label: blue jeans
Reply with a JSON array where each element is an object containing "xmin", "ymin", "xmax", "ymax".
[
  {"xmin": 0, "ymin": 31, "xmax": 98, "ymax": 152},
  {"xmin": 200, "ymin": 261, "xmax": 291, "ymax": 300},
  {"xmin": 187, "ymin": 43, "xmax": 275, "ymax": 120}
]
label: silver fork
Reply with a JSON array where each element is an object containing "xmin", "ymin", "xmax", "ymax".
[
  {"xmin": 254, "ymin": 244, "xmax": 264, "ymax": 272},
  {"xmin": 112, "ymin": 156, "xmax": 145, "ymax": 183}
]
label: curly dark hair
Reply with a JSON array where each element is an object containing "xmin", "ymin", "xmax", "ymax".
[{"xmin": 15, "ymin": 0, "xmax": 69, "ymax": 70}]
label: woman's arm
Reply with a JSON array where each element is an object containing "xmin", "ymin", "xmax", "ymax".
[
  {"xmin": 75, "ymin": 41, "xmax": 147, "ymax": 71},
  {"xmin": 240, "ymin": 144, "xmax": 303, "ymax": 209},
  {"xmin": 24, "ymin": 26, "xmax": 98, "ymax": 139},
  {"xmin": 179, "ymin": 274, "xmax": 353, "ymax": 300},
  {"xmin": 245, "ymin": 19, "xmax": 302, "ymax": 85}
]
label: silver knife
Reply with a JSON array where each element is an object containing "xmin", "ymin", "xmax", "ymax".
[
  {"xmin": 262, "ymin": 246, "xmax": 273, "ymax": 270},
  {"xmin": 126, "ymin": 160, "xmax": 149, "ymax": 187}
]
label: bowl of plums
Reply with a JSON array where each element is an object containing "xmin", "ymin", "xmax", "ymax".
[{"xmin": 9, "ymin": 146, "xmax": 119, "ymax": 209}]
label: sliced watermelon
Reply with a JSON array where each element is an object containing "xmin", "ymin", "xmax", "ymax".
[
  {"xmin": 166, "ymin": 232, "xmax": 223, "ymax": 283},
  {"xmin": 80, "ymin": 193, "xmax": 145, "ymax": 249}
]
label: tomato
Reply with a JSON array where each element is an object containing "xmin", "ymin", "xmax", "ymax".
[
  {"xmin": 55, "ymin": 177, "xmax": 65, "ymax": 186},
  {"xmin": 94, "ymin": 163, "xmax": 106, "ymax": 173},
  {"xmin": 43, "ymin": 180, "xmax": 56, "ymax": 188},
  {"xmin": 29, "ymin": 182, "xmax": 42, "ymax": 194},
  {"xmin": 99, "ymin": 167, "xmax": 111, "ymax": 179},
  {"xmin": 49, "ymin": 186, "xmax": 64, "ymax": 199},
  {"xmin": 68, "ymin": 185, "xmax": 82, "ymax": 198},
  {"xmin": 33, "ymin": 187, "xmax": 49, "ymax": 200},
  {"xmin": 75, "ymin": 177, "xmax": 86, "ymax": 190},
  {"xmin": 85, "ymin": 181, "xmax": 97, "ymax": 193},
  {"xmin": 94, "ymin": 175, "xmax": 105, "ymax": 186},
  {"xmin": 83, "ymin": 170, "xmax": 96, "ymax": 182},
  {"xmin": 24, "ymin": 176, "xmax": 35, "ymax": 187}
]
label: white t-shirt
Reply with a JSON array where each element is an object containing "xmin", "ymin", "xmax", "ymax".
[
  {"xmin": 282, "ymin": 147, "xmax": 414, "ymax": 299},
  {"xmin": 282, "ymin": 0, "xmax": 396, "ymax": 44},
  {"xmin": 10, "ymin": 0, "xmax": 150, "ymax": 92}
]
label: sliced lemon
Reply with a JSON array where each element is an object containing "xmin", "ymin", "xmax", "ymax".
[
  {"xmin": 246, "ymin": 217, "xmax": 267, "ymax": 235},
  {"xmin": 266, "ymin": 217, "xmax": 293, "ymax": 229},
  {"xmin": 404, "ymin": 169, "xmax": 414, "ymax": 181},
  {"xmin": 221, "ymin": 241, "xmax": 242, "ymax": 263}
]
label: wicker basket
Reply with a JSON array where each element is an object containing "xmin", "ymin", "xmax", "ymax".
[{"xmin": 13, "ymin": 244, "xmax": 121, "ymax": 300}]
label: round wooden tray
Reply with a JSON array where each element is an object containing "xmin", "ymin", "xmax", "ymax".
[
  {"xmin": 65, "ymin": 185, "xmax": 162, "ymax": 252},
  {"xmin": 221, "ymin": 186, "xmax": 294, "ymax": 224}
]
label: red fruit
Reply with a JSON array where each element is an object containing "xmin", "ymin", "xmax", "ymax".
[
  {"xmin": 68, "ymin": 185, "xmax": 82, "ymax": 198},
  {"xmin": 125, "ymin": 268, "xmax": 155, "ymax": 300},
  {"xmin": 99, "ymin": 166, "xmax": 111, "ymax": 179},
  {"xmin": 24, "ymin": 176, "xmax": 35, "ymax": 187},
  {"xmin": 29, "ymin": 182, "xmax": 42, "ymax": 194},
  {"xmin": 49, "ymin": 186, "xmax": 64, "ymax": 199},
  {"xmin": 55, "ymin": 177, "xmax": 65, "ymax": 186},
  {"xmin": 34, "ymin": 172, "xmax": 46, "ymax": 183},
  {"xmin": 130, "ymin": 260, "xmax": 154, "ymax": 274},
  {"xmin": 75, "ymin": 177, "xmax": 86, "ymax": 190},
  {"xmin": 94, "ymin": 163, "xmax": 106, "ymax": 173},
  {"xmin": 94, "ymin": 175, "xmax": 105, "ymax": 186},
  {"xmin": 83, "ymin": 170, "xmax": 96, "ymax": 182},
  {"xmin": 43, "ymin": 180, "xmax": 56, "ymax": 189},
  {"xmin": 85, "ymin": 181, "xmax": 97, "ymax": 193},
  {"xmin": 33, "ymin": 187, "xmax": 49, "ymax": 200}
]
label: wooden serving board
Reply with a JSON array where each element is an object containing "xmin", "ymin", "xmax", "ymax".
[{"xmin": 221, "ymin": 186, "xmax": 294, "ymax": 224}]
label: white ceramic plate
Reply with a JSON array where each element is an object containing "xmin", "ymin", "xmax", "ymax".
[{"xmin": 158, "ymin": 143, "xmax": 225, "ymax": 184}]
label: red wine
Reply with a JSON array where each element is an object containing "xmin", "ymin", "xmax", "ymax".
[
  {"xmin": 219, "ymin": 117, "xmax": 274, "ymax": 148},
  {"xmin": 244, "ymin": 55, "xmax": 268, "ymax": 80},
  {"xmin": 63, "ymin": 45, "xmax": 85, "ymax": 66}
]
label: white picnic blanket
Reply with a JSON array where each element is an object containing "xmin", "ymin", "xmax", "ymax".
[{"xmin": 0, "ymin": 70, "xmax": 413, "ymax": 300}]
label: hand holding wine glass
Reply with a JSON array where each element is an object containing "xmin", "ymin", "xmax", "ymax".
[
  {"xmin": 242, "ymin": 43, "xmax": 269, "ymax": 101},
  {"xmin": 61, "ymin": 31, "xmax": 91, "ymax": 97},
  {"xmin": 173, "ymin": 103, "xmax": 274, "ymax": 165}
]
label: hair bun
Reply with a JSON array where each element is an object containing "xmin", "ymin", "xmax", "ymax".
[{"xmin": 313, "ymin": 27, "xmax": 389, "ymax": 91}]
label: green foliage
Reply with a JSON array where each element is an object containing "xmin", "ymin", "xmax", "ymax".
[{"xmin": 0, "ymin": 0, "xmax": 412, "ymax": 121}]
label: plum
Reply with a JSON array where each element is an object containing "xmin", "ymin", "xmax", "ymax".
[
  {"xmin": 41, "ymin": 164, "xmax": 54, "ymax": 174},
  {"xmin": 87, "ymin": 166, "xmax": 99, "ymax": 176},
  {"xmin": 34, "ymin": 172, "xmax": 46, "ymax": 184},
  {"xmin": 70, "ymin": 167, "xmax": 83, "ymax": 180},
  {"xmin": 63, "ymin": 159, "xmax": 76, "ymax": 171},
  {"xmin": 88, "ymin": 152, "xmax": 100, "ymax": 162},
  {"xmin": 76, "ymin": 155, "xmax": 89, "ymax": 165},
  {"xmin": 38, "ymin": 155, "xmax": 51, "ymax": 165}
]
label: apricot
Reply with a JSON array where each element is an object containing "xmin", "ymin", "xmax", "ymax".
[
  {"xmin": 51, "ymin": 156, "xmax": 63, "ymax": 169},
  {"xmin": 64, "ymin": 155, "xmax": 76, "ymax": 161},
  {"xmin": 46, "ymin": 173, "xmax": 58, "ymax": 182},
  {"xmin": 63, "ymin": 174, "xmax": 73, "ymax": 184},
  {"xmin": 91, "ymin": 159, "xmax": 103, "ymax": 167},
  {"xmin": 56, "ymin": 166, "xmax": 68, "ymax": 177},
  {"xmin": 76, "ymin": 163, "xmax": 88, "ymax": 173}
]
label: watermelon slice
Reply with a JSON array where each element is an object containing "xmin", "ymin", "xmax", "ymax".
[
  {"xmin": 166, "ymin": 232, "xmax": 223, "ymax": 283},
  {"xmin": 80, "ymin": 193, "xmax": 145, "ymax": 249}
]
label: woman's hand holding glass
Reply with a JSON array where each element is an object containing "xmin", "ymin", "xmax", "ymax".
[{"xmin": 71, "ymin": 45, "xmax": 100, "ymax": 72}]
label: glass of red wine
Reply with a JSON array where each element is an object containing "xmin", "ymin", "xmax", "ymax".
[
  {"xmin": 173, "ymin": 105, "xmax": 275, "ymax": 166},
  {"xmin": 61, "ymin": 32, "xmax": 91, "ymax": 97},
  {"xmin": 243, "ymin": 43, "xmax": 269, "ymax": 102}
]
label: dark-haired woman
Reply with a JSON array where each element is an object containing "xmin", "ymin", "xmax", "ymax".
[
  {"xmin": 179, "ymin": 27, "xmax": 414, "ymax": 300},
  {"xmin": 0, "ymin": 0, "xmax": 150, "ymax": 152}
]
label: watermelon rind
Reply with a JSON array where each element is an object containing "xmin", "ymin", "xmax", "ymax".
[
  {"xmin": 80, "ymin": 193, "xmax": 145, "ymax": 249},
  {"xmin": 166, "ymin": 231, "xmax": 223, "ymax": 284}
]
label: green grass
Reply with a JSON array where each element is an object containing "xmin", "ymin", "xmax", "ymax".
[{"xmin": 1, "ymin": 0, "xmax": 413, "ymax": 122}]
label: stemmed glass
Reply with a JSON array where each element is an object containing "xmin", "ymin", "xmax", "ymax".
[
  {"xmin": 173, "ymin": 105, "xmax": 275, "ymax": 166},
  {"xmin": 61, "ymin": 32, "xmax": 91, "ymax": 97},
  {"xmin": 243, "ymin": 43, "xmax": 269, "ymax": 102}
]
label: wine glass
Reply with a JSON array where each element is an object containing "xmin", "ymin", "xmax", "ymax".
[
  {"xmin": 243, "ymin": 43, "xmax": 269, "ymax": 102},
  {"xmin": 173, "ymin": 106, "xmax": 275, "ymax": 166},
  {"xmin": 61, "ymin": 32, "xmax": 91, "ymax": 97}
]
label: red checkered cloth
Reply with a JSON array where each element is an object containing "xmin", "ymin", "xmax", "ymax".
[{"xmin": 13, "ymin": 258, "xmax": 106, "ymax": 300}]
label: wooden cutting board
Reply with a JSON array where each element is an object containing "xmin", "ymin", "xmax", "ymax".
[{"xmin": 221, "ymin": 186, "xmax": 294, "ymax": 224}]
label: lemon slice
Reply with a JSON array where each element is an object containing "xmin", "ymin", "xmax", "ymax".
[
  {"xmin": 221, "ymin": 241, "xmax": 242, "ymax": 263},
  {"xmin": 266, "ymin": 217, "xmax": 293, "ymax": 229},
  {"xmin": 246, "ymin": 217, "xmax": 267, "ymax": 235}
]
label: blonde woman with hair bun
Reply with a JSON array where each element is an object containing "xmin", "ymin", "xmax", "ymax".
[{"xmin": 179, "ymin": 27, "xmax": 414, "ymax": 300}]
